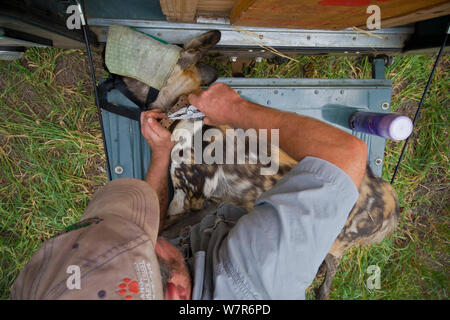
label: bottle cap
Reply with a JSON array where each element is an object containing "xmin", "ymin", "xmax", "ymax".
[{"xmin": 389, "ymin": 116, "xmax": 413, "ymax": 141}]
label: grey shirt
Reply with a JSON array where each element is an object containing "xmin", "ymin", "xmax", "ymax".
[{"xmin": 167, "ymin": 156, "xmax": 359, "ymax": 300}]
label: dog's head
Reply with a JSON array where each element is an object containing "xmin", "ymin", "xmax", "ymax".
[{"xmin": 121, "ymin": 30, "xmax": 221, "ymax": 112}]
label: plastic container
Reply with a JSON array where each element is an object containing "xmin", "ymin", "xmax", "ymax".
[{"xmin": 349, "ymin": 111, "xmax": 413, "ymax": 141}]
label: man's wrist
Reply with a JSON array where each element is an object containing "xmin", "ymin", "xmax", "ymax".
[
  {"xmin": 226, "ymin": 97, "xmax": 250, "ymax": 126},
  {"xmin": 150, "ymin": 151, "xmax": 171, "ymax": 166},
  {"xmin": 146, "ymin": 152, "xmax": 170, "ymax": 186}
]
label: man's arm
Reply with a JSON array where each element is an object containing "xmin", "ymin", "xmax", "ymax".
[
  {"xmin": 189, "ymin": 83, "xmax": 367, "ymax": 187},
  {"xmin": 145, "ymin": 154, "xmax": 170, "ymax": 228},
  {"xmin": 140, "ymin": 110, "xmax": 174, "ymax": 231}
]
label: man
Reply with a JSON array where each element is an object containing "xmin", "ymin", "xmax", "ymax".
[{"xmin": 11, "ymin": 83, "xmax": 366, "ymax": 300}]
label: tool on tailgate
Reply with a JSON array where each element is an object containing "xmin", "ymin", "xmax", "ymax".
[{"xmin": 167, "ymin": 105, "xmax": 205, "ymax": 120}]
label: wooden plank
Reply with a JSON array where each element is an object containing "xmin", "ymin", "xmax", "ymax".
[
  {"xmin": 230, "ymin": 0, "xmax": 256, "ymax": 23},
  {"xmin": 160, "ymin": 0, "xmax": 199, "ymax": 22},
  {"xmin": 230, "ymin": 0, "xmax": 450, "ymax": 30},
  {"xmin": 197, "ymin": 0, "xmax": 238, "ymax": 17},
  {"xmin": 198, "ymin": 0, "xmax": 237, "ymax": 11}
]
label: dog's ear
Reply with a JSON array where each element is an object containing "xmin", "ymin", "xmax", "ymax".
[
  {"xmin": 195, "ymin": 62, "xmax": 218, "ymax": 86},
  {"xmin": 184, "ymin": 30, "xmax": 221, "ymax": 51},
  {"xmin": 177, "ymin": 30, "xmax": 221, "ymax": 70}
]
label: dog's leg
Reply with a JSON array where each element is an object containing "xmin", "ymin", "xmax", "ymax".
[
  {"xmin": 329, "ymin": 167, "xmax": 399, "ymax": 258},
  {"xmin": 165, "ymin": 177, "xmax": 210, "ymax": 230},
  {"xmin": 314, "ymin": 166, "xmax": 400, "ymax": 299},
  {"xmin": 168, "ymin": 188, "xmax": 188, "ymax": 217}
]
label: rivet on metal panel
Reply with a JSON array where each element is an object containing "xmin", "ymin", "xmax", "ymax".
[
  {"xmin": 381, "ymin": 102, "xmax": 390, "ymax": 110},
  {"xmin": 237, "ymin": 90, "xmax": 242, "ymax": 94},
  {"xmin": 274, "ymin": 90, "xmax": 278, "ymax": 94},
  {"xmin": 114, "ymin": 165, "xmax": 124, "ymax": 175},
  {"xmin": 340, "ymin": 89, "xmax": 344, "ymax": 94},
  {"xmin": 375, "ymin": 158, "xmax": 383, "ymax": 166},
  {"xmin": 314, "ymin": 89, "xmax": 319, "ymax": 94}
]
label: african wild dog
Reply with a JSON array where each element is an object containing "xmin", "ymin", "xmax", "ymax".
[{"xmin": 113, "ymin": 30, "xmax": 400, "ymax": 299}]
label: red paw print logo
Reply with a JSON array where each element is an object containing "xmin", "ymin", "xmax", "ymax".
[{"xmin": 117, "ymin": 278, "xmax": 140, "ymax": 300}]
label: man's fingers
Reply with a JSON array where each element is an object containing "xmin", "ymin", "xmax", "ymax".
[
  {"xmin": 147, "ymin": 117, "xmax": 170, "ymax": 138},
  {"xmin": 188, "ymin": 93, "xmax": 201, "ymax": 109},
  {"xmin": 150, "ymin": 109, "xmax": 165, "ymax": 115},
  {"xmin": 143, "ymin": 110, "xmax": 165, "ymax": 120},
  {"xmin": 146, "ymin": 108, "xmax": 164, "ymax": 113},
  {"xmin": 144, "ymin": 125, "xmax": 160, "ymax": 142}
]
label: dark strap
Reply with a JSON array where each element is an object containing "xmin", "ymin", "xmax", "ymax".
[
  {"xmin": 97, "ymin": 75, "xmax": 160, "ymax": 121},
  {"xmin": 146, "ymin": 87, "xmax": 160, "ymax": 107}
]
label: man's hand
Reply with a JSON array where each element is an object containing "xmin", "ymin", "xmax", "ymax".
[
  {"xmin": 140, "ymin": 109, "xmax": 174, "ymax": 160},
  {"xmin": 188, "ymin": 83, "xmax": 244, "ymax": 126}
]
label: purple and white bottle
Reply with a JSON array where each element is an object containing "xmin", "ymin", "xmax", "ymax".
[{"xmin": 349, "ymin": 111, "xmax": 413, "ymax": 141}]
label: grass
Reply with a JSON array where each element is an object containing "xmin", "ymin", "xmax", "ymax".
[
  {"xmin": 0, "ymin": 49, "xmax": 448, "ymax": 300},
  {"xmin": 0, "ymin": 48, "xmax": 107, "ymax": 299}
]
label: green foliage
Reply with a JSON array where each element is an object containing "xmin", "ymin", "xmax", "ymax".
[{"xmin": 0, "ymin": 48, "xmax": 107, "ymax": 299}]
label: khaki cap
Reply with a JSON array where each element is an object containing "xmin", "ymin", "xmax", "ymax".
[{"xmin": 11, "ymin": 178, "xmax": 164, "ymax": 300}]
